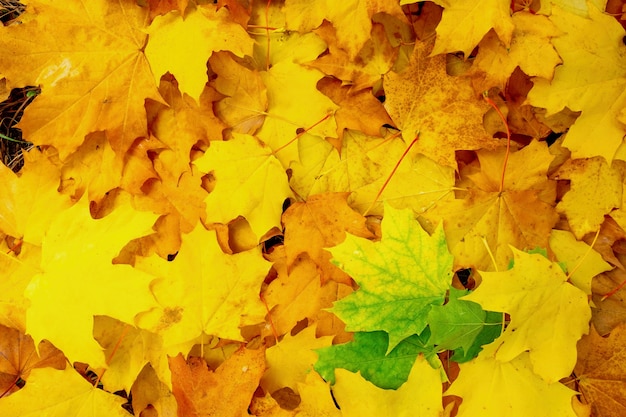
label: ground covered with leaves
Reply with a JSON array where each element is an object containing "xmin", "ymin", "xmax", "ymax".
[{"xmin": 0, "ymin": 0, "xmax": 625, "ymax": 416}]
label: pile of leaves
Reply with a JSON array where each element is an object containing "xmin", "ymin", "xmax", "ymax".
[{"xmin": 0, "ymin": 0, "xmax": 625, "ymax": 416}]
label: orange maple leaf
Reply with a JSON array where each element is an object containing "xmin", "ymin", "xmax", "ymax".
[
  {"xmin": 0, "ymin": 0, "xmax": 162, "ymax": 159},
  {"xmin": 169, "ymin": 348, "xmax": 265, "ymax": 417}
]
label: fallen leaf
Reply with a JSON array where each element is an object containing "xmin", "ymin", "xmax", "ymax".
[
  {"xmin": 332, "ymin": 354, "xmax": 443, "ymax": 417},
  {"xmin": 575, "ymin": 324, "xmax": 626, "ymax": 417},
  {"xmin": 463, "ymin": 249, "xmax": 591, "ymax": 383},
  {"xmin": 446, "ymin": 346, "xmax": 578, "ymax": 417},
  {"xmin": 194, "ymin": 133, "xmax": 292, "ymax": 238},
  {"xmin": 429, "ymin": 0, "xmax": 514, "ymax": 58},
  {"xmin": 329, "ymin": 204, "xmax": 452, "ymax": 351},
  {"xmin": 527, "ymin": 4, "xmax": 626, "ymax": 161},
  {"xmin": 0, "ymin": 324, "xmax": 65, "ymax": 397},
  {"xmin": 549, "ymin": 229, "xmax": 612, "ymax": 295},
  {"xmin": 145, "ymin": 4, "xmax": 253, "ymax": 102},
  {"xmin": 135, "ymin": 224, "xmax": 269, "ymax": 355},
  {"xmin": 552, "ymin": 157, "xmax": 625, "ymax": 239},
  {"xmin": 384, "ymin": 40, "xmax": 498, "ymax": 168},
  {"xmin": 25, "ymin": 196, "xmax": 158, "ymax": 369},
  {"xmin": 261, "ymin": 325, "xmax": 332, "ymax": 394},
  {"xmin": 315, "ymin": 330, "xmax": 438, "ymax": 390},
  {"xmin": 0, "ymin": 0, "xmax": 162, "ymax": 158},
  {"xmin": 169, "ymin": 347, "xmax": 265, "ymax": 417},
  {"xmin": 0, "ymin": 366, "xmax": 133, "ymax": 416}
]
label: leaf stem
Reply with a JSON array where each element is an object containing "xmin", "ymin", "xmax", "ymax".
[
  {"xmin": 363, "ymin": 133, "xmax": 420, "ymax": 216},
  {"xmin": 271, "ymin": 111, "xmax": 333, "ymax": 156}
]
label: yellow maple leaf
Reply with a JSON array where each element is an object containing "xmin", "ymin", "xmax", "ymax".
[
  {"xmin": 135, "ymin": 224, "xmax": 269, "ymax": 355},
  {"xmin": 463, "ymin": 249, "xmax": 591, "ymax": 382},
  {"xmin": 0, "ymin": 367, "xmax": 133, "ymax": 416},
  {"xmin": 282, "ymin": 192, "xmax": 374, "ymax": 283},
  {"xmin": 332, "ymin": 354, "xmax": 442, "ymax": 417},
  {"xmin": 308, "ymin": 21, "xmax": 398, "ymax": 91},
  {"xmin": 93, "ymin": 316, "xmax": 167, "ymax": 394},
  {"xmin": 0, "ymin": 240, "xmax": 39, "ymax": 332},
  {"xmin": 466, "ymin": 11, "xmax": 562, "ymax": 92},
  {"xmin": 149, "ymin": 75, "xmax": 225, "ymax": 177},
  {"xmin": 0, "ymin": 149, "xmax": 71, "ymax": 245},
  {"xmin": 553, "ymin": 157, "xmax": 625, "ymax": 239},
  {"xmin": 0, "ymin": 0, "xmax": 162, "ymax": 159},
  {"xmin": 446, "ymin": 347, "xmax": 578, "ymax": 417},
  {"xmin": 145, "ymin": 3, "xmax": 253, "ymax": 102},
  {"xmin": 527, "ymin": 4, "xmax": 626, "ymax": 161},
  {"xmin": 25, "ymin": 196, "xmax": 158, "ymax": 369},
  {"xmin": 210, "ymin": 51, "xmax": 267, "ymax": 135},
  {"xmin": 384, "ymin": 40, "xmax": 499, "ymax": 168},
  {"xmin": 429, "ymin": 0, "xmax": 515, "ymax": 57},
  {"xmin": 263, "ymin": 253, "xmax": 325, "ymax": 335},
  {"xmin": 290, "ymin": 130, "xmax": 456, "ymax": 217},
  {"xmin": 284, "ymin": 0, "xmax": 406, "ymax": 59},
  {"xmin": 194, "ymin": 133, "xmax": 291, "ymax": 238},
  {"xmin": 261, "ymin": 325, "xmax": 332, "ymax": 395},
  {"xmin": 549, "ymin": 229, "xmax": 612, "ymax": 295},
  {"xmin": 425, "ymin": 140, "xmax": 558, "ymax": 270},
  {"xmin": 258, "ymin": 60, "xmax": 338, "ymax": 166}
]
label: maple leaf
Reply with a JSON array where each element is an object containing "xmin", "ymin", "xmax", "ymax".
[
  {"xmin": 383, "ymin": 40, "xmax": 498, "ymax": 168},
  {"xmin": 466, "ymin": 11, "xmax": 562, "ymax": 92},
  {"xmin": 93, "ymin": 316, "xmax": 167, "ymax": 394},
  {"xmin": 261, "ymin": 325, "xmax": 332, "ymax": 394},
  {"xmin": 148, "ymin": 75, "xmax": 225, "ymax": 177},
  {"xmin": 446, "ymin": 346, "xmax": 578, "ymax": 417},
  {"xmin": 258, "ymin": 61, "xmax": 338, "ymax": 167},
  {"xmin": 332, "ymin": 354, "xmax": 443, "ymax": 417},
  {"xmin": 552, "ymin": 157, "xmax": 625, "ymax": 239},
  {"xmin": 309, "ymin": 21, "xmax": 398, "ymax": 91},
  {"xmin": 283, "ymin": 0, "xmax": 407, "ymax": 59},
  {"xmin": 289, "ymin": 130, "xmax": 456, "ymax": 217},
  {"xmin": 463, "ymin": 249, "xmax": 591, "ymax": 382},
  {"xmin": 25, "ymin": 196, "xmax": 158, "ymax": 369},
  {"xmin": 147, "ymin": 0, "xmax": 189, "ymax": 20},
  {"xmin": 0, "ymin": 324, "xmax": 65, "ymax": 397},
  {"xmin": 135, "ymin": 224, "xmax": 269, "ymax": 355},
  {"xmin": 263, "ymin": 251, "xmax": 352, "ymax": 339},
  {"xmin": 549, "ymin": 229, "xmax": 612, "ymax": 295},
  {"xmin": 0, "ymin": 367, "xmax": 133, "ymax": 416},
  {"xmin": 169, "ymin": 348, "xmax": 265, "ymax": 417},
  {"xmin": 315, "ymin": 330, "xmax": 438, "ymax": 390},
  {"xmin": 210, "ymin": 51, "xmax": 267, "ymax": 135},
  {"xmin": 575, "ymin": 324, "xmax": 626, "ymax": 416},
  {"xmin": 282, "ymin": 192, "xmax": 374, "ymax": 283},
  {"xmin": 527, "ymin": 4, "xmax": 626, "ymax": 161},
  {"xmin": 427, "ymin": 287, "xmax": 502, "ymax": 361},
  {"xmin": 425, "ymin": 139, "xmax": 558, "ymax": 270},
  {"xmin": 429, "ymin": 0, "xmax": 515, "ymax": 58},
  {"xmin": 131, "ymin": 364, "xmax": 178, "ymax": 417},
  {"xmin": 0, "ymin": 149, "xmax": 72, "ymax": 245},
  {"xmin": 0, "ymin": 240, "xmax": 39, "ymax": 332},
  {"xmin": 193, "ymin": 133, "xmax": 291, "ymax": 238},
  {"xmin": 316, "ymin": 77, "xmax": 394, "ymax": 140},
  {"xmin": 329, "ymin": 204, "xmax": 453, "ymax": 350},
  {"xmin": 0, "ymin": 0, "xmax": 162, "ymax": 159},
  {"xmin": 145, "ymin": 4, "xmax": 253, "ymax": 102}
]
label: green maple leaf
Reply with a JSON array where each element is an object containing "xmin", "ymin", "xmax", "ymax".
[
  {"xmin": 427, "ymin": 287, "xmax": 503, "ymax": 363},
  {"xmin": 329, "ymin": 204, "xmax": 453, "ymax": 351},
  {"xmin": 314, "ymin": 330, "xmax": 438, "ymax": 389}
]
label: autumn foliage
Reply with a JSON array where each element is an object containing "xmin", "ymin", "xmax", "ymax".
[{"xmin": 0, "ymin": 0, "xmax": 625, "ymax": 416}]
